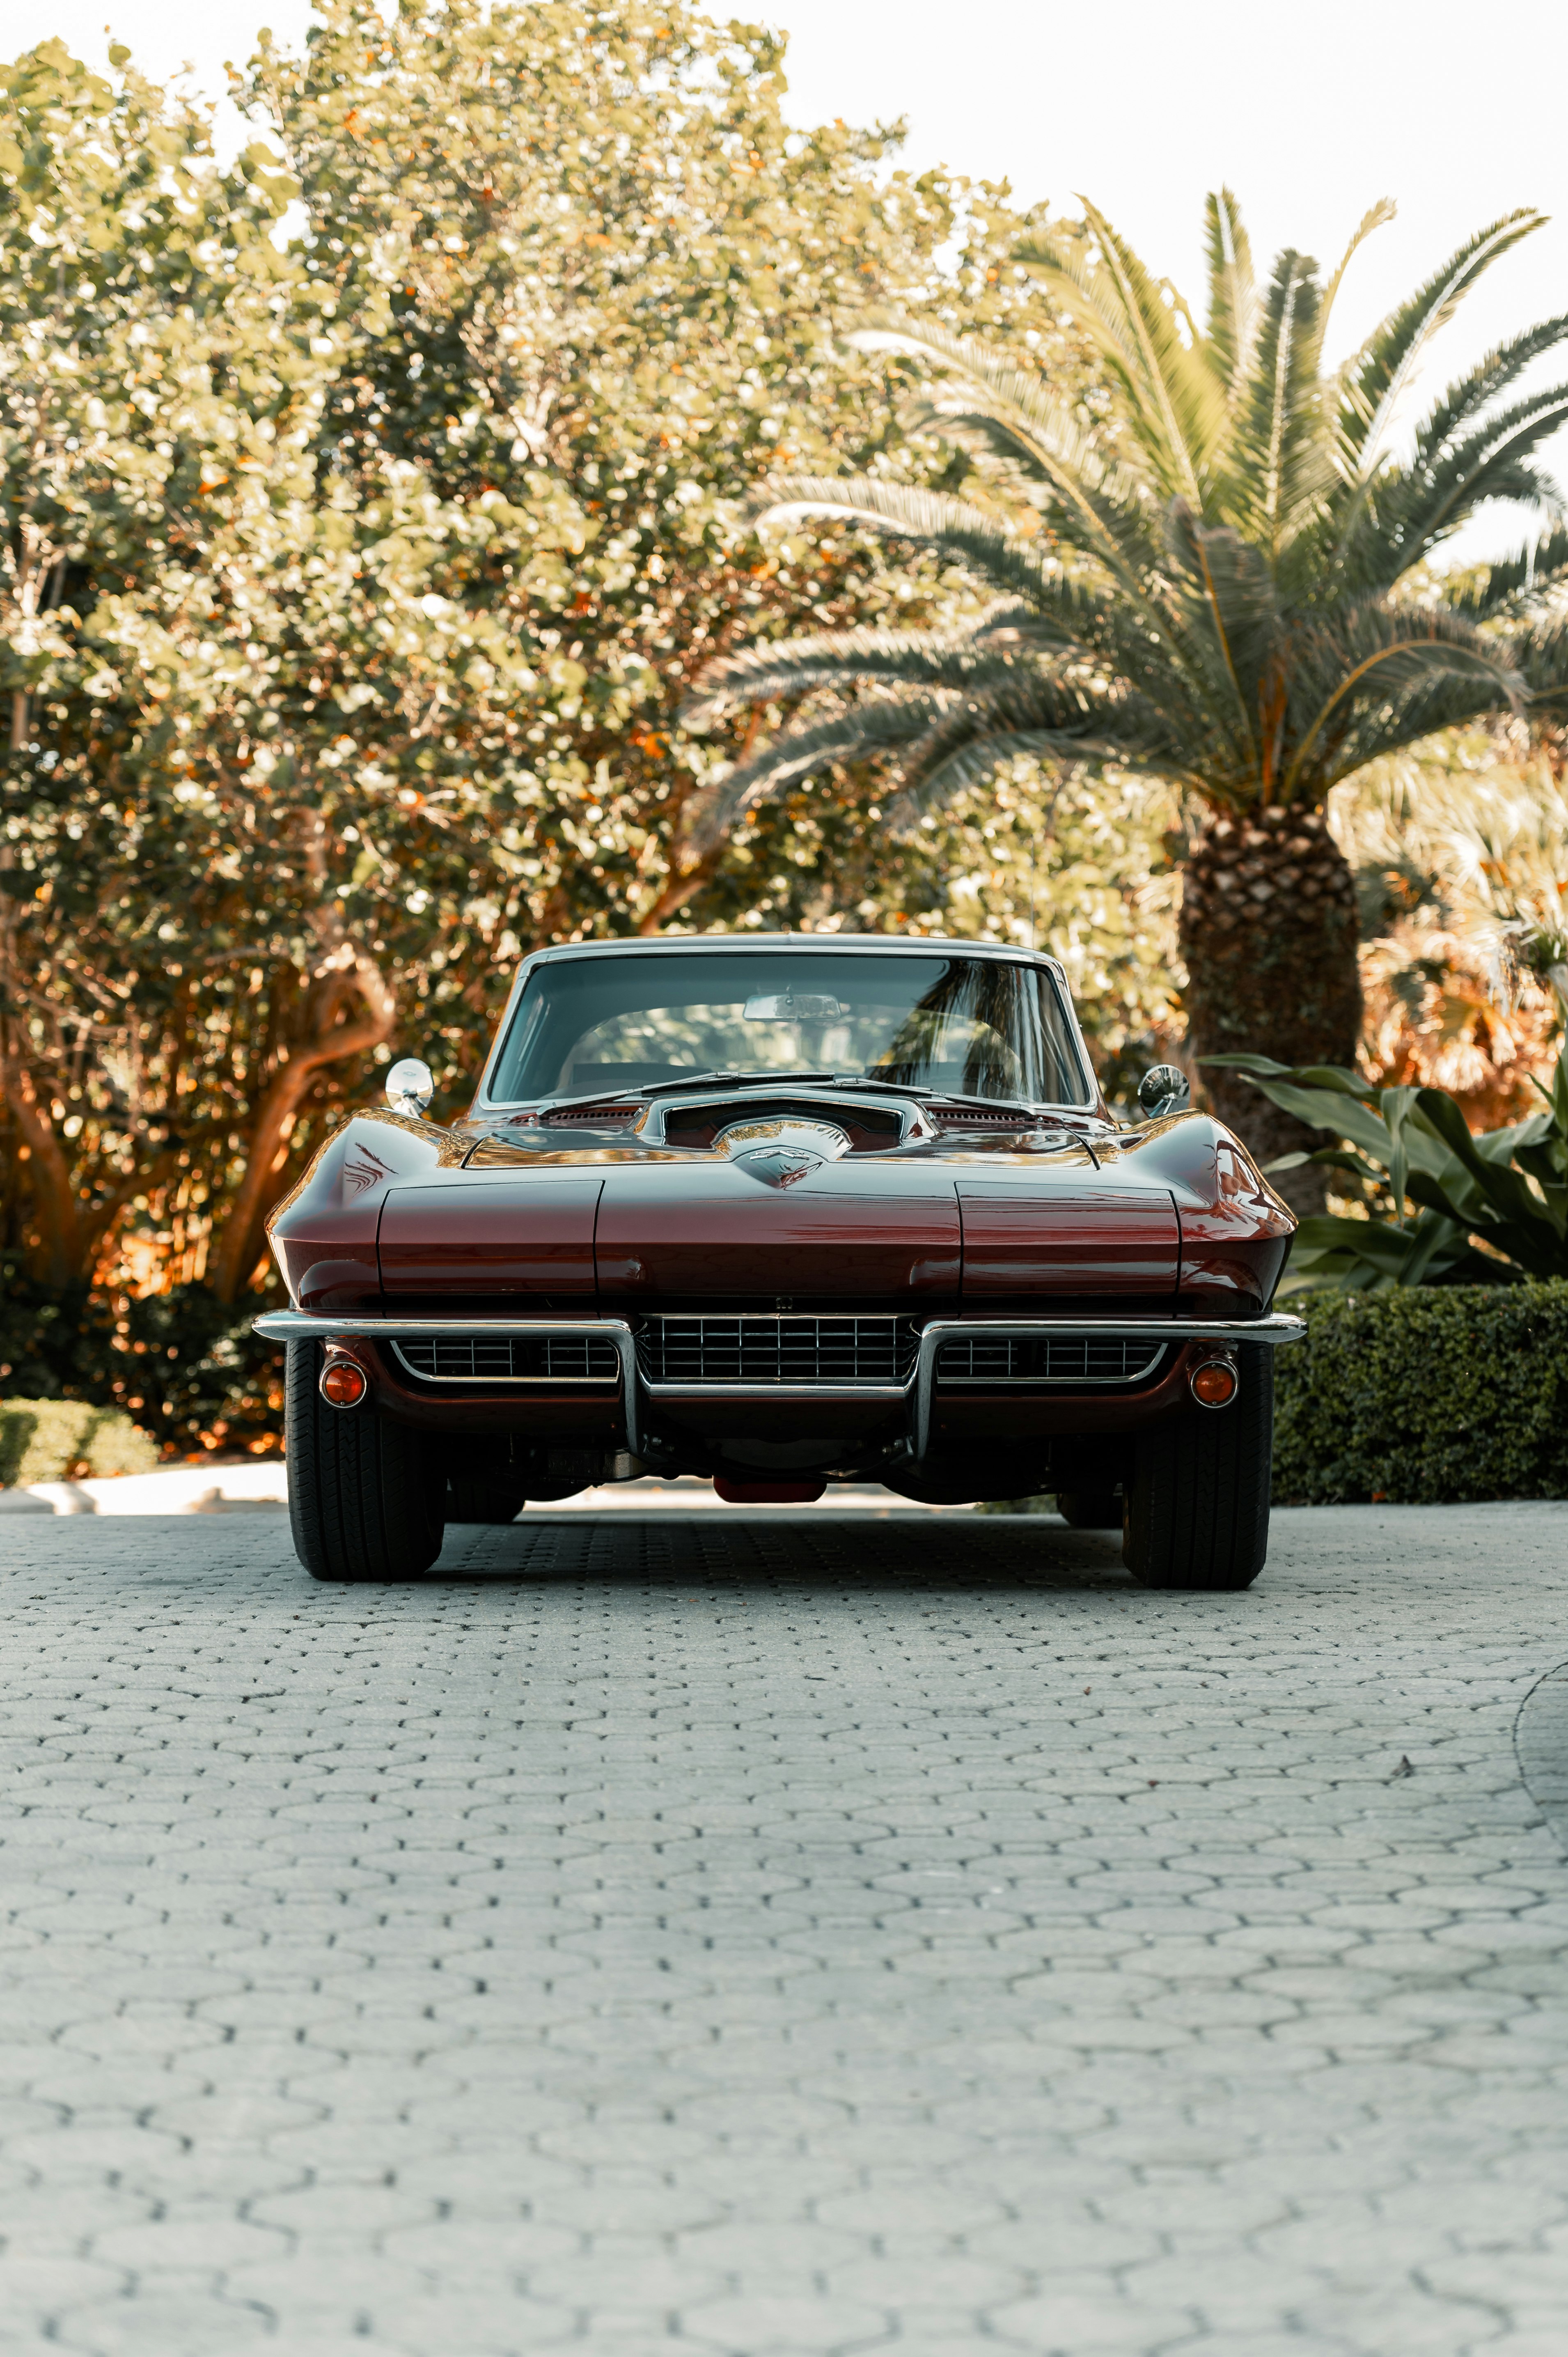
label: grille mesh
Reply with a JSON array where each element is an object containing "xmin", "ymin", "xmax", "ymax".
[
  {"xmin": 542, "ymin": 1104, "xmax": 639, "ymax": 1127},
  {"xmin": 392, "ymin": 1334, "xmax": 621, "ymax": 1384},
  {"xmin": 926, "ymin": 1106, "xmax": 1043, "ymax": 1129},
  {"xmin": 936, "ymin": 1334, "xmax": 1167, "ymax": 1386},
  {"xmin": 638, "ymin": 1315, "xmax": 916, "ymax": 1389}
]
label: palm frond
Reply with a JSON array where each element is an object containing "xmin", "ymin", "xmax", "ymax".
[
  {"xmin": 1226, "ymin": 250, "xmax": 1333, "ymax": 557},
  {"xmin": 756, "ymin": 428, "xmax": 1182, "ymax": 677},
  {"xmin": 749, "ymin": 473, "xmax": 1089, "ymax": 610},
  {"xmin": 1203, "ymin": 186, "xmax": 1257, "ymax": 402},
  {"xmin": 850, "ymin": 315, "xmax": 1152, "ymax": 494},
  {"xmin": 1447, "ymin": 527, "xmax": 1568, "ymax": 621},
  {"xmin": 1283, "ymin": 604, "xmax": 1527, "ymax": 794},
  {"xmin": 1336, "ymin": 209, "xmax": 1548, "ymax": 481},
  {"xmin": 1320, "ymin": 664, "xmax": 1529, "ymax": 783},
  {"xmin": 848, "ymin": 317, "xmax": 1167, "ymax": 586},
  {"xmin": 750, "ymin": 473, "xmax": 1000, "ymax": 543},
  {"xmin": 746, "ymin": 466, "xmax": 1231, "ymax": 748},
  {"xmin": 1159, "ymin": 503, "xmax": 1282, "ymax": 767},
  {"xmin": 902, "ymin": 386, "xmax": 1147, "ymax": 515},
  {"xmin": 1316, "ymin": 198, "xmax": 1396, "ymax": 359},
  {"xmin": 681, "ymin": 625, "xmax": 1058, "ymax": 732},
  {"xmin": 883, "ymin": 733, "xmax": 1085, "ymax": 831},
  {"xmin": 690, "ymin": 698, "xmax": 950, "ymax": 851},
  {"xmin": 1518, "ymin": 618, "xmax": 1568, "ymax": 705},
  {"xmin": 1018, "ymin": 201, "xmax": 1227, "ymax": 503},
  {"xmin": 1409, "ymin": 316, "xmax": 1568, "ymax": 463},
  {"xmin": 887, "ymin": 675, "xmax": 1181, "ymax": 827},
  {"xmin": 1332, "ymin": 388, "xmax": 1568, "ymax": 596},
  {"xmin": 1398, "ymin": 392, "xmax": 1568, "ymax": 542}
]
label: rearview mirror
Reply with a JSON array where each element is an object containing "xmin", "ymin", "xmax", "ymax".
[
  {"xmin": 1137, "ymin": 1063, "xmax": 1190, "ymax": 1120},
  {"xmin": 743, "ymin": 992, "xmax": 845, "ymax": 1021},
  {"xmin": 385, "ymin": 1056, "xmax": 435, "ymax": 1117}
]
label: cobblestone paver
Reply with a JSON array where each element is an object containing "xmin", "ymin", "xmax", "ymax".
[{"xmin": 0, "ymin": 1501, "xmax": 1566, "ymax": 2356}]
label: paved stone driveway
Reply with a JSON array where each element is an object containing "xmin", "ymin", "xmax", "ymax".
[{"xmin": 1, "ymin": 1501, "xmax": 1566, "ymax": 2357}]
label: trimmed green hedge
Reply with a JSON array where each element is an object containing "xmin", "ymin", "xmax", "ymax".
[
  {"xmin": 1273, "ymin": 1283, "xmax": 1568, "ymax": 1504},
  {"xmin": 0, "ymin": 1401, "xmax": 160, "ymax": 1488}
]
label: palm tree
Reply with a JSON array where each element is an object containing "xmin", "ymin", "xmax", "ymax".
[{"xmin": 683, "ymin": 194, "xmax": 1568, "ymax": 1197}]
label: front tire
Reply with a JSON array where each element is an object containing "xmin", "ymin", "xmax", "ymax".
[
  {"xmin": 1123, "ymin": 1345, "xmax": 1272, "ymax": 1591},
  {"xmin": 286, "ymin": 1342, "xmax": 447, "ymax": 1581}
]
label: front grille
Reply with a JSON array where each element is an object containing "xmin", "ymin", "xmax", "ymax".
[
  {"xmin": 638, "ymin": 1314, "xmax": 917, "ymax": 1390},
  {"xmin": 936, "ymin": 1334, "xmax": 1168, "ymax": 1386},
  {"xmin": 392, "ymin": 1334, "xmax": 621, "ymax": 1385}
]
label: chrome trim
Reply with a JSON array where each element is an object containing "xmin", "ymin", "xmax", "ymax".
[
  {"xmin": 642, "ymin": 1087, "xmax": 921, "ymax": 1148},
  {"xmin": 910, "ymin": 1313, "xmax": 1304, "ymax": 1457},
  {"xmin": 251, "ymin": 1310, "xmax": 642, "ymax": 1455},
  {"xmin": 254, "ymin": 1307, "xmax": 1303, "ymax": 1471},
  {"xmin": 645, "ymin": 1383, "xmax": 910, "ymax": 1402}
]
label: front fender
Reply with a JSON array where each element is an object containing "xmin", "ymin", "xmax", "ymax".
[
  {"xmin": 266, "ymin": 1109, "xmax": 461, "ymax": 1310},
  {"xmin": 1116, "ymin": 1111, "xmax": 1295, "ymax": 1312}
]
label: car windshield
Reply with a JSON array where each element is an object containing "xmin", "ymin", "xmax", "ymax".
[{"xmin": 487, "ymin": 949, "xmax": 1094, "ymax": 1108}]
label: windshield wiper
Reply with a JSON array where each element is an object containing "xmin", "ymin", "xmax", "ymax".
[
  {"xmin": 642, "ymin": 1068, "xmax": 842, "ymax": 1097},
  {"xmin": 542, "ymin": 1070, "xmax": 838, "ymax": 1111},
  {"xmin": 540, "ymin": 1072, "xmax": 1058, "ymax": 1116},
  {"xmin": 834, "ymin": 1078, "xmax": 1043, "ymax": 1113}
]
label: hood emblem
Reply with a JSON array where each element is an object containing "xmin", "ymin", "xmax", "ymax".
[
  {"xmin": 735, "ymin": 1147, "xmax": 822, "ymax": 1191},
  {"xmin": 715, "ymin": 1115, "xmax": 851, "ymax": 1161}
]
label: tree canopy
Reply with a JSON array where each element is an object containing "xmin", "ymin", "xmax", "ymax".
[{"xmin": 0, "ymin": 4, "xmax": 1091, "ymax": 1377}]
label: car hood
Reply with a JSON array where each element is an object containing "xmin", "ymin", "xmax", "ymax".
[{"xmin": 267, "ymin": 1095, "xmax": 1293, "ymax": 1315}]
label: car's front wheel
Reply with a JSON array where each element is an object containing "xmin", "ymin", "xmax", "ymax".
[
  {"xmin": 1123, "ymin": 1345, "xmax": 1272, "ymax": 1591},
  {"xmin": 286, "ymin": 1342, "xmax": 447, "ymax": 1581}
]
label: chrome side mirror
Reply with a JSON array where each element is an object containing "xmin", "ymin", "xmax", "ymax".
[
  {"xmin": 1137, "ymin": 1063, "xmax": 1190, "ymax": 1120},
  {"xmin": 385, "ymin": 1056, "xmax": 436, "ymax": 1118}
]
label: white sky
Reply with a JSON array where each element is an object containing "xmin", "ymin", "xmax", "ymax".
[{"xmin": 13, "ymin": 0, "xmax": 1568, "ymax": 565}]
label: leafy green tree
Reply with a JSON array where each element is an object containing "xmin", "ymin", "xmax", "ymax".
[
  {"xmin": 2, "ymin": 7, "xmax": 1078, "ymax": 1345},
  {"xmin": 0, "ymin": 38, "xmax": 328, "ymax": 1292},
  {"xmin": 0, "ymin": 39, "xmax": 546, "ymax": 1306},
  {"xmin": 243, "ymin": 0, "xmax": 1059, "ymax": 960},
  {"xmin": 685, "ymin": 193, "xmax": 1568, "ymax": 1194}
]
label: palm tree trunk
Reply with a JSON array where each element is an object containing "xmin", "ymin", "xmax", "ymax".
[{"xmin": 1178, "ymin": 807, "xmax": 1362, "ymax": 1216}]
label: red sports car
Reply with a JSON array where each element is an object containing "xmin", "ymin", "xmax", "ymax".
[{"xmin": 257, "ymin": 936, "xmax": 1300, "ymax": 1587}]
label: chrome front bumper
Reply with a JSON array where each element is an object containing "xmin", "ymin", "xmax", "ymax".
[{"xmin": 252, "ymin": 1309, "xmax": 1306, "ymax": 1464}]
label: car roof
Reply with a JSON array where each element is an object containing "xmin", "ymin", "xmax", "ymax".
[{"xmin": 526, "ymin": 934, "xmax": 1066, "ymax": 973}]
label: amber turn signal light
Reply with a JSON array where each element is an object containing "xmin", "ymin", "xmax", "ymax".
[
  {"xmin": 1189, "ymin": 1356, "xmax": 1238, "ymax": 1410},
  {"xmin": 319, "ymin": 1358, "xmax": 369, "ymax": 1409}
]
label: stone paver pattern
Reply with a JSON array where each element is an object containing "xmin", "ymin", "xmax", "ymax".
[{"xmin": 0, "ymin": 1501, "xmax": 1566, "ymax": 2357}]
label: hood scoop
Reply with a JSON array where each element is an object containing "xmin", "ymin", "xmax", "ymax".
[{"xmin": 663, "ymin": 1096, "xmax": 902, "ymax": 1153}]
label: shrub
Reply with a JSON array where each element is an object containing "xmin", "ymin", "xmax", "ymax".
[
  {"xmin": 0, "ymin": 1401, "xmax": 160, "ymax": 1487},
  {"xmin": 0, "ymin": 1264, "xmax": 284, "ymax": 1456},
  {"xmin": 1273, "ymin": 1283, "xmax": 1568, "ymax": 1503}
]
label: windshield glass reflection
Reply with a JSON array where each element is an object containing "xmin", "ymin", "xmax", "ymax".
[{"xmin": 488, "ymin": 950, "xmax": 1093, "ymax": 1107}]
